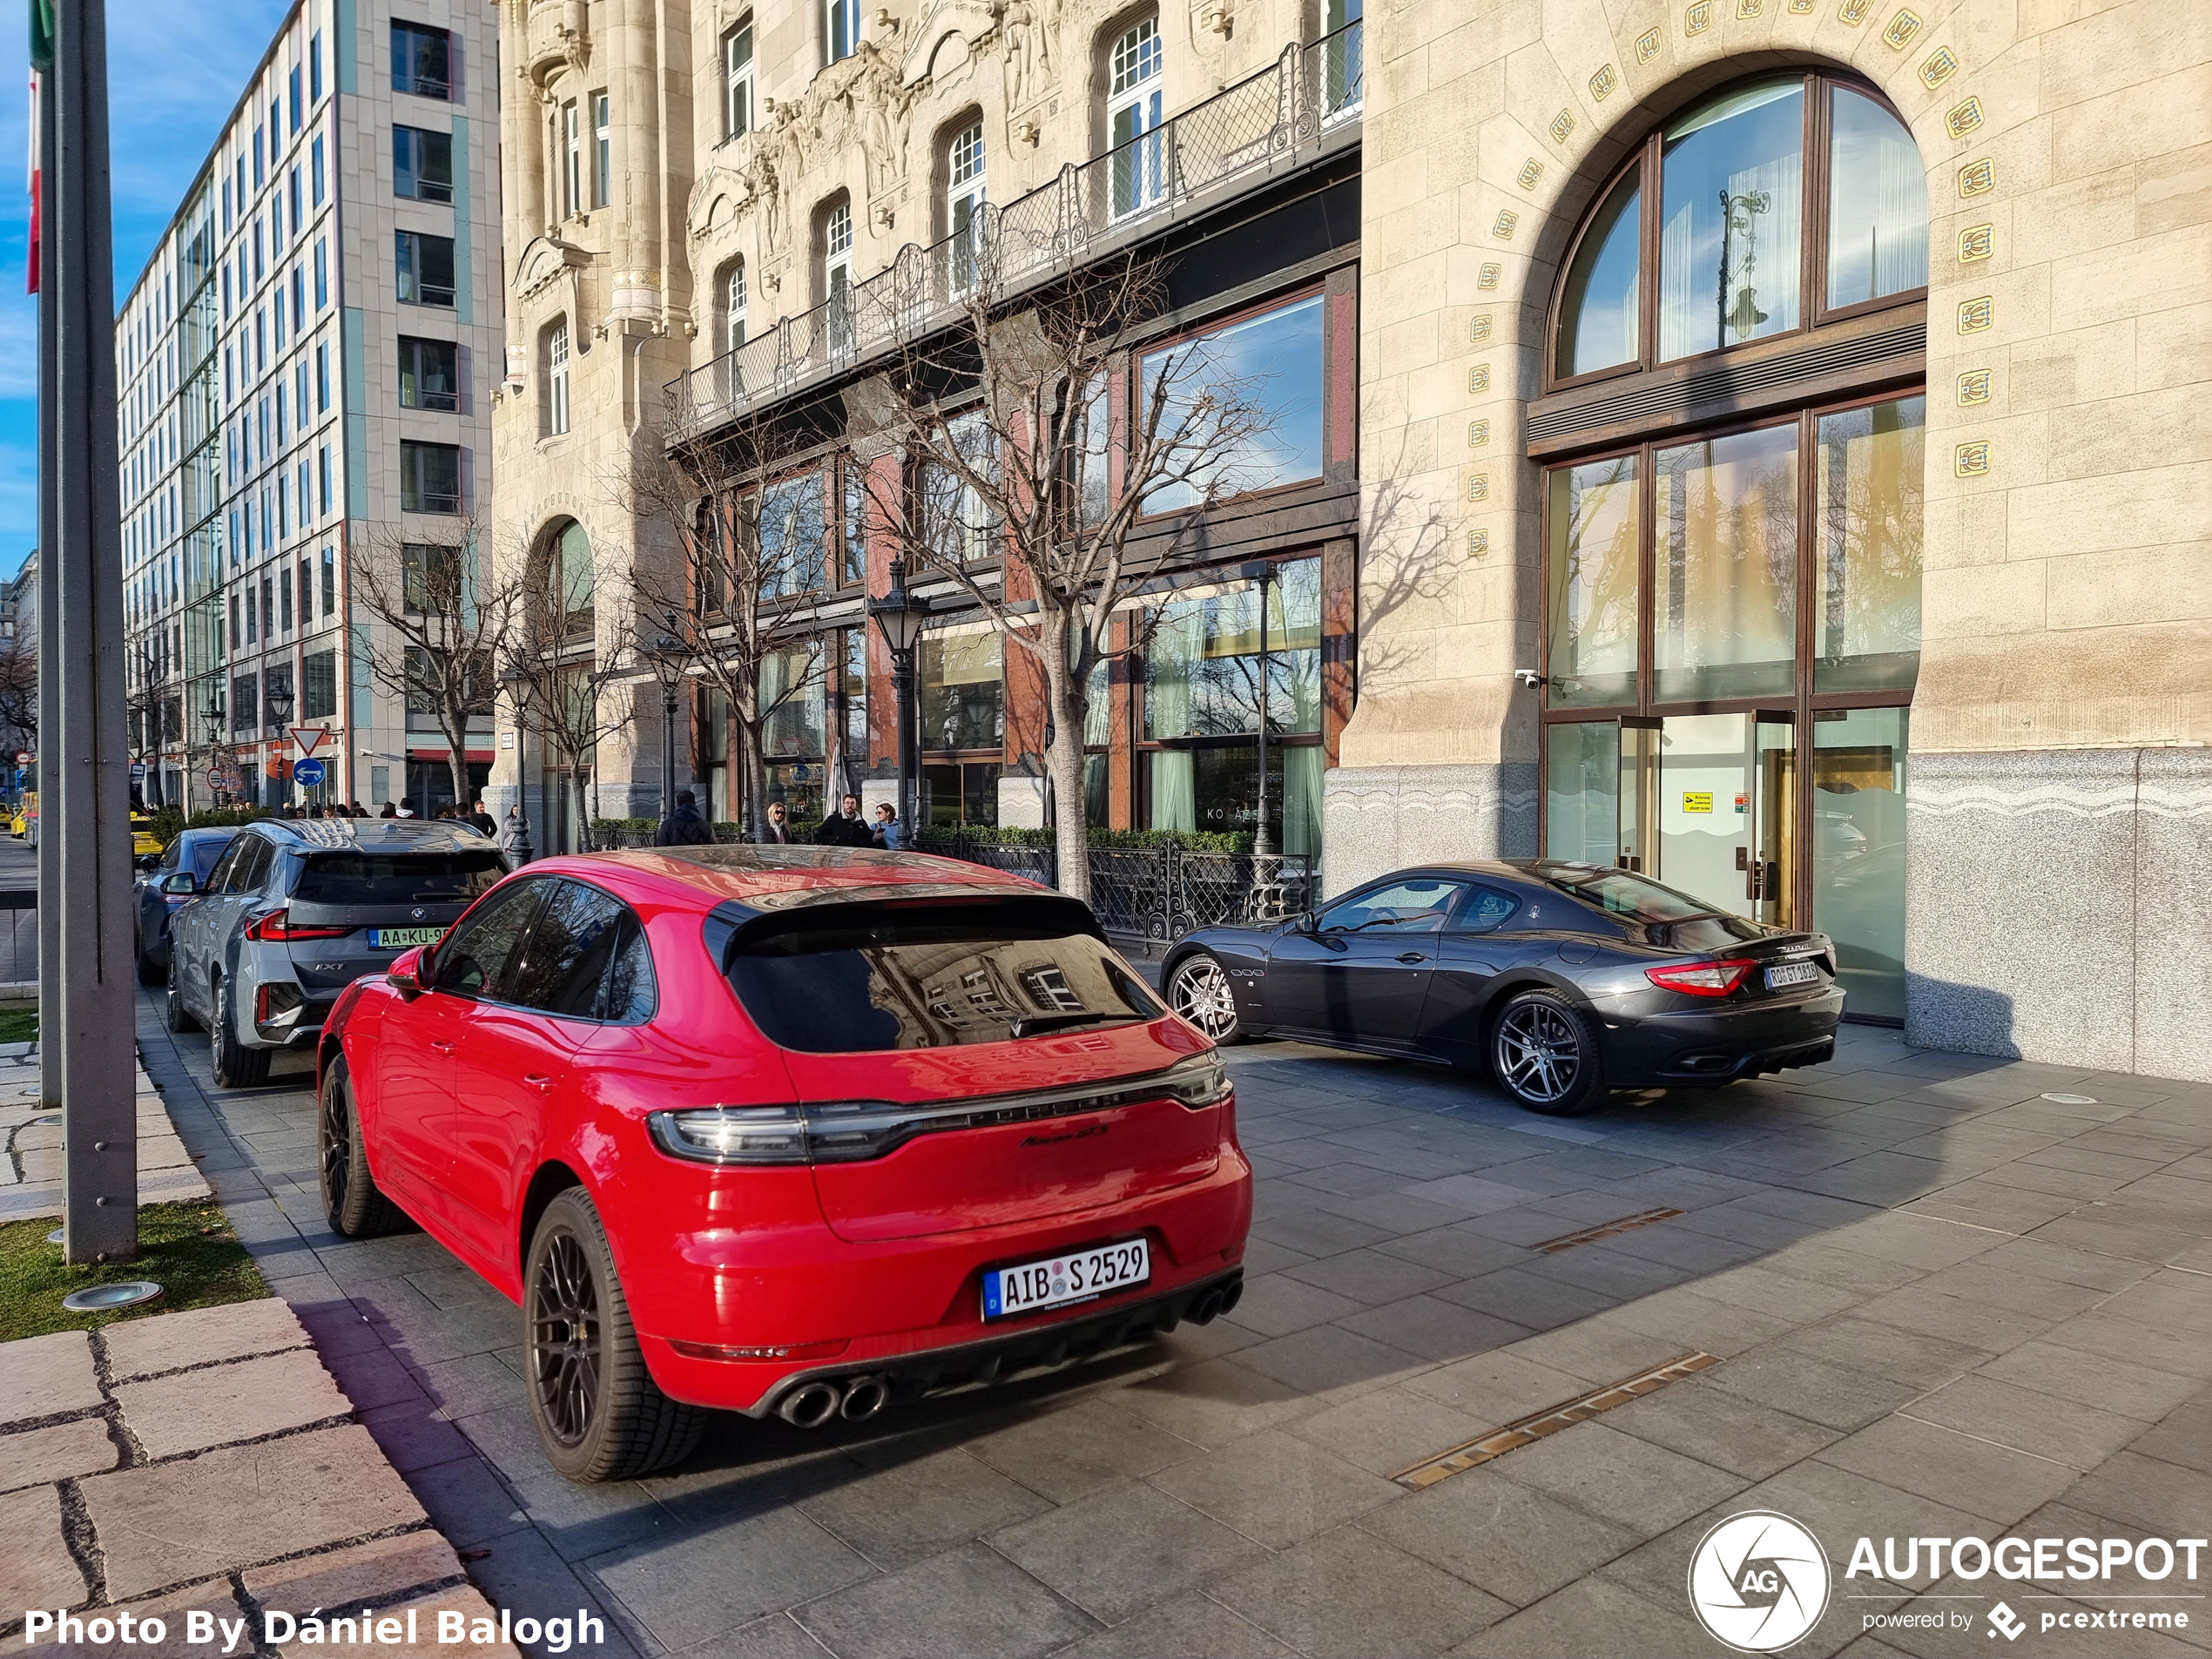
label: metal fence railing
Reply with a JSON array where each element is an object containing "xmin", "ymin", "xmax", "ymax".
[
  {"xmin": 917, "ymin": 833, "xmax": 1316, "ymax": 943},
  {"xmin": 666, "ymin": 20, "xmax": 1362, "ymax": 439}
]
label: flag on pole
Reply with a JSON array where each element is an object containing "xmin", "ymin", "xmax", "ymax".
[{"xmin": 27, "ymin": 0, "xmax": 51, "ymax": 295}]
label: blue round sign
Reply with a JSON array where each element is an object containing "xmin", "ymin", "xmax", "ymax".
[{"xmin": 292, "ymin": 758, "xmax": 327, "ymax": 787}]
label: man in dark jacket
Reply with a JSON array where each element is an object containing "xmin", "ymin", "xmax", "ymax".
[
  {"xmin": 655, "ymin": 789, "xmax": 715, "ymax": 846},
  {"xmin": 814, "ymin": 792, "xmax": 874, "ymax": 847}
]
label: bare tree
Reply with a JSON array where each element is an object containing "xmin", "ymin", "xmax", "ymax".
[
  {"xmin": 0, "ymin": 635, "xmax": 36, "ymax": 752},
  {"xmin": 620, "ymin": 424, "xmax": 839, "ymax": 842},
  {"xmin": 350, "ymin": 517, "xmax": 522, "ymax": 811},
  {"xmin": 501, "ymin": 557, "xmax": 640, "ymax": 849},
  {"xmin": 860, "ymin": 251, "xmax": 1272, "ymax": 900}
]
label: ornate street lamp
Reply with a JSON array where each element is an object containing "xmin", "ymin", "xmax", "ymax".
[
  {"xmin": 263, "ymin": 683, "xmax": 297, "ymax": 811},
  {"xmin": 499, "ymin": 665, "xmax": 536, "ymax": 864},
  {"xmin": 201, "ymin": 698, "xmax": 226, "ymax": 804},
  {"xmin": 1239, "ymin": 559, "xmax": 1287, "ymax": 917},
  {"xmin": 643, "ymin": 631, "xmax": 686, "ymax": 823},
  {"xmin": 867, "ymin": 556, "xmax": 931, "ymax": 835}
]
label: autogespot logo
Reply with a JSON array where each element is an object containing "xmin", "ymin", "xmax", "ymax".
[{"xmin": 1688, "ymin": 1511, "xmax": 1833, "ymax": 1653}]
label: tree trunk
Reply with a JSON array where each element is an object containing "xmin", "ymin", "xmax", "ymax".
[
  {"xmin": 1044, "ymin": 651, "xmax": 1091, "ymax": 905},
  {"xmin": 446, "ymin": 713, "xmax": 471, "ymax": 821}
]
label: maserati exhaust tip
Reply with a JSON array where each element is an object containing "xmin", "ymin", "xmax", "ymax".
[
  {"xmin": 779, "ymin": 1380, "xmax": 841, "ymax": 1429},
  {"xmin": 840, "ymin": 1375, "xmax": 890, "ymax": 1421}
]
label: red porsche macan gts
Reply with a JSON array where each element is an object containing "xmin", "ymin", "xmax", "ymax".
[{"xmin": 316, "ymin": 846, "xmax": 1253, "ymax": 1481}]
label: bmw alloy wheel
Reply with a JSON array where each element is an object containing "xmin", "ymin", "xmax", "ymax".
[
  {"xmin": 1169, "ymin": 954, "xmax": 1240, "ymax": 1042},
  {"xmin": 1494, "ymin": 1000, "xmax": 1583, "ymax": 1106}
]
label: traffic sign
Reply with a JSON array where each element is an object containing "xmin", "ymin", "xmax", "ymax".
[
  {"xmin": 292, "ymin": 758, "xmax": 327, "ymax": 787},
  {"xmin": 206, "ymin": 768, "xmax": 225, "ymax": 789},
  {"xmin": 292, "ymin": 726, "xmax": 329, "ymax": 758},
  {"xmin": 12, "ymin": 752, "xmax": 29, "ymax": 765}
]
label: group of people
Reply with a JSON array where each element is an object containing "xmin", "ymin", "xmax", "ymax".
[
  {"xmin": 275, "ymin": 796, "xmax": 501, "ymax": 837},
  {"xmin": 653, "ymin": 790, "xmax": 906, "ymax": 851}
]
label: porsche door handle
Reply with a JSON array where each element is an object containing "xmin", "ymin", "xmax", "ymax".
[
  {"xmin": 523, "ymin": 1074, "xmax": 555, "ymax": 1094},
  {"xmin": 428, "ymin": 1040, "xmax": 456, "ymax": 1054}
]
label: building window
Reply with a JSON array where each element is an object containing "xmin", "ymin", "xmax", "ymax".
[
  {"xmin": 723, "ymin": 17, "xmax": 754, "ymax": 140},
  {"xmin": 395, "ymin": 231, "xmax": 456, "ymax": 307},
  {"xmin": 946, "ymin": 118, "xmax": 985, "ymax": 287},
  {"xmin": 317, "ymin": 445, "xmax": 331, "ymax": 515},
  {"xmin": 919, "ymin": 627, "xmax": 1003, "ymax": 756},
  {"xmin": 394, "ymin": 125, "xmax": 454, "ymax": 202},
  {"xmin": 592, "ymin": 93, "xmax": 611, "ymax": 207},
  {"xmin": 392, "ymin": 22, "xmax": 451, "ymax": 99},
  {"xmin": 1140, "ymin": 291, "xmax": 1325, "ymax": 514},
  {"xmin": 314, "ymin": 342, "xmax": 329, "ymax": 411},
  {"xmin": 820, "ymin": 197, "xmax": 853, "ymax": 347},
  {"xmin": 314, "ymin": 239, "xmax": 327, "ymax": 308},
  {"xmin": 400, "ymin": 441, "xmax": 463, "ymax": 514},
  {"xmin": 320, "ymin": 546, "xmax": 335, "ymax": 615},
  {"xmin": 824, "ymin": 0, "xmax": 860, "ymax": 65},
  {"xmin": 542, "ymin": 319, "xmax": 571, "ymax": 436},
  {"xmin": 562, "ymin": 100, "xmax": 583, "ymax": 218},
  {"xmin": 289, "ymin": 65, "xmax": 302, "ymax": 132},
  {"xmin": 309, "ymin": 32, "xmax": 322, "ymax": 104},
  {"xmin": 1107, "ymin": 13, "xmax": 1164, "ymax": 218},
  {"xmin": 311, "ymin": 136, "xmax": 325, "ymax": 204},
  {"xmin": 724, "ymin": 261, "xmax": 746, "ymax": 354},
  {"xmin": 304, "ymin": 647, "xmax": 336, "ymax": 718},
  {"xmin": 399, "ymin": 335, "xmax": 459, "ymax": 411},
  {"xmin": 253, "ymin": 125, "xmax": 264, "ymax": 189}
]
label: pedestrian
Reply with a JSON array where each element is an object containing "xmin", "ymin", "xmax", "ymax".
[
  {"xmin": 349, "ymin": 800, "xmax": 368, "ymax": 817},
  {"xmin": 758, "ymin": 801, "xmax": 792, "ymax": 844},
  {"xmin": 500, "ymin": 804, "xmax": 528, "ymax": 857},
  {"xmin": 379, "ymin": 801, "xmax": 397, "ymax": 819},
  {"xmin": 873, "ymin": 803, "xmax": 905, "ymax": 849},
  {"xmin": 466, "ymin": 797, "xmax": 497, "ymax": 837},
  {"xmin": 396, "ymin": 796, "xmax": 417, "ymax": 819},
  {"xmin": 654, "ymin": 788, "xmax": 714, "ymax": 846},
  {"xmin": 814, "ymin": 792, "xmax": 873, "ymax": 847}
]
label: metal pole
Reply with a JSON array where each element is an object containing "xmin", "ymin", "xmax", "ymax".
[
  {"xmin": 661, "ymin": 687, "xmax": 677, "ymax": 820},
  {"xmin": 894, "ymin": 646, "xmax": 915, "ymax": 833},
  {"xmin": 35, "ymin": 57, "xmax": 58, "ymax": 1133},
  {"xmin": 1253, "ymin": 568, "xmax": 1275, "ymax": 860},
  {"xmin": 51, "ymin": 0, "xmax": 138, "ymax": 1263}
]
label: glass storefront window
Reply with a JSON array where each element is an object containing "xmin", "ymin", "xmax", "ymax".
[
  {"xmin": 1659, "ymin": 78, "xmax": 1804, "ymax": 361},
  {"xmin": 1142, "ymin": 293, "xmax": 1325, "ymax": 514},
  {"xmin": 1815, "ymin": 396, "xmax": 1924, "ymax": 692},
  {"xmin": 1654, "ymin": 423, "xmax": 1798, "ymax": 703},
  {"xmin": 763, "ymin": 760, "xmax": 825, "ymax": 827},
  {"xmin": 1143, "ymin": 560, "xmax": 1321, "ymax": 738},
  {"xmin": 1825, "ymin": 90, "xmax": 1928, "ymax": 310},
  {"xmin": 919, "ymin": 628, "xmax": 1003, "ymax": 752},
  {"xmin": 1812, "ymin": 707, "xmax": 1908, "ymax": 1020},
  {"xmin": 1555, "ymin": 169, "xmax": 1641, "ymax": 379},
  {"xmin": 1543, "ymin": 720, "xmax": 1622, "ymax": 867},
  {"xmin": 760, "ymin": 644, "xmax": 825, "ymax": 759},
  {"xmin": 1144, "ymin": 742, "xmax": 1319, "ymax": 853},
  {"xmin": 922, "ymin": 760, "xmax": 1001, "ymax": 826},
  {"xmin": 1546, "ymin": 457, "xmax": 1640, "ymax": 708},
  {"xmin": 757, "ymin": 470, "xmax": 824, "ymax": 595},
  {"xmin": 840, "ymin": 630, "xmax": 867, "ymax": 784}
]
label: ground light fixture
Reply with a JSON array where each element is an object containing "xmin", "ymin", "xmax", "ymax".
[{"xmin": 59, "ymin": 1281, "xmax": 164, "ymax": 1312}]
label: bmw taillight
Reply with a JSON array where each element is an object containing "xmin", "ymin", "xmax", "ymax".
[
  {"xmin": 244, "ymin": 907, "xmax": 352, "ymax": 942},
  {"xmin": 1645, "ymin": 958, "xmax": 1755, "ymax": 997}
]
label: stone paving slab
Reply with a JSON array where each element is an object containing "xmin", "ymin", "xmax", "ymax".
[
  {"xmin": 131, "ymin": 990, "xmax": 2212, "ymax": 1659},
  {"xmin": 0, "ymin": 1485, "xmax": 90, "ymax": 1613},
  {"xmin": 100, "ymin": 1292, "xmax": 310, "ymax": 1380},
  {"xmin": 0, "ymin": 1055, "xmax": 209, "ymax": 1219},
  {"xmin": 0, "ymin": 1329, "xmax": 104, "ymax": 1423},
  {"xmin": 0, "ymin": 1417, "xmax": 120, "ymax": 1492},
  {"xmin": 112, "ymin": 1345, "xmax": 354, "ymax": 1458}
]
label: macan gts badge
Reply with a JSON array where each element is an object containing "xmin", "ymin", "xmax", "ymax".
[{"xmin": 317, "ymin": 846, "xmax": 1253, "ymax": 1482}]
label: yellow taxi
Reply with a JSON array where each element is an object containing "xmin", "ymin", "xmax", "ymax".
[{"xmin": 131, "ymin": 812, "xmax": 164, "ymax": 858}]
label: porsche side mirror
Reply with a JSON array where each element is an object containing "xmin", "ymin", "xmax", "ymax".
[
  {"xmin": 159, "ymin": 872, "xmax": 198, "ymax": 895},
  {"xmin": 388, "ymin": 945, "xmax": 428, "ymax": 997}
]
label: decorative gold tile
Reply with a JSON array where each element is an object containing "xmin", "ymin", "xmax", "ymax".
[
  {"xmin": 1470, "ymin": 315, "xmax": 1494, "ymax": 343},
  {"xmin": 1946, "ymin": 96, "xmax": 1985, "ymax": 138},
  {"xmin": 1789, "ymin": 0, "xmax": 1815, "ymax": 12},
  {"xmin": 1737, "ymin": 0, "xmax": 1762, "ymax": 17},
  {"xmin": 1636, "ymin": 26, "xmax": 1663, "ymax": 61},
  {"xmin": 1589, "ymin": 64, "xmax": 1617, "ymax": 101},
  {"xmin": 1919, "ymin": 44, "xmax": 1959, "ymax": 88},
  {"xmin": 1685, "ymin": 1, "xmax": 1712, "ymax": 33},
  {"xmin": 1517, "ymin": 158, "xmax": 1543, "ymax": 191},
  {"xmin": 1469, "ymin": 363, "xmax": 1492, "ymax": 393},
  {"xmin": 1883, "ymin": 7, "xmax": 1922, "ymax": 46},
  {"xmin": 1468, "ymin": 419, "xmax": 1491, "ymax": 448},
  {"xmin": 1467, "ymin": 474, "xmax": 1491, "ymax": 502},
  {"xmin": 1467, "ymin": 529, "xmax": 1490, "ymax": 557},
  {"xmin": 1954, "ymin": 440, "xmax": 1990, "ymax": 477},
  {"xmin": 1958, "ymin": 157, "xmax": 1995, "ymax": 197},
  {"xmin": 1492, "ymin": 209, "xmax": 1520, "ymax": 239},
  {"xmin": 1958, "ymin": 222, "xmax": 1993, "ymax": 262},
  {"xmin": 1551, "ymin": 107, "xmax": 1579, "ymax": 144},
  {"xmin": 1477, "ymin": 262, "xmax": 1501, "ymax": 290},
  {"xmin": 1838, "ymin": 0, "xmax": 1871, "ymax": 21},
  {"xmin": 1956, "ymin": 368, "xmax": 1992, "ymax": 405},
  {"xmin": 1958, "ymin": 295, "xmax": 1993, "ymax": 333}
]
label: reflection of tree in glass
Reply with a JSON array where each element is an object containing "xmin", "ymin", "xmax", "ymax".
[{"xmin": 1552, "ymin": 455, "xmax": 1639, "ymax": 694}]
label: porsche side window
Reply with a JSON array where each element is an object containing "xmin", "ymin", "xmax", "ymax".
[
  {"xmin": 1315, "ymin": 880, "xmax": 1471, "ymax": 934},
  {"xmin": 436, "ymin": 880, "xmax": 545, "ymax": 1001}
]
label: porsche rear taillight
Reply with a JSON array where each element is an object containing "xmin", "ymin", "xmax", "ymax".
[{"xmin": 1645, "ymin": 958, "xmax": 1755, "ymax": 997}]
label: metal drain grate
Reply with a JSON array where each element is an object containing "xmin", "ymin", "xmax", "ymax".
[
  {"xmin": 1391, "ymin": 1351, "xmax": 1722, "ymax": 1491},
  {"xmin": 1532, "ymin": 1207, "xmax": 1683, "ymax": 1252}
]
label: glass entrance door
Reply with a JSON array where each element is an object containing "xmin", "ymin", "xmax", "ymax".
[{"xmin": 1652, "ymin": 711, "xmax": 1795, "ymax": 927}]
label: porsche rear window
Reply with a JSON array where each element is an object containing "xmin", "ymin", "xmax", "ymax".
[
  {"xmin": 293, "ymin": 850, "xmax": 506, "ymax": 906},
  {"xmin": 718, "ymin": 900, "xmax": 1163, "ymax": 1052}
]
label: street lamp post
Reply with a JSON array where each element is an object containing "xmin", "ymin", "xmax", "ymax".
[
  {"xmin": 201, "ymin": 699, "xmax": 225, "ymax": 804},
  {"xmin": 264, "ymin": 684, "xmax": 295, "ymax": 811},
  {"xmin": 867, "ymin": 556, "xmax": 931, "ymax": 836},
  {"xmin": 499, "ymin": 666, "xmax": 535, "ymax": 864},
  {"xmin": 644, "ymin": 633, "xmax": 685, "ymax": 824},
  {"xmin": 1240, "ymin": 560, "xmax": 1285, "ymax": 916}
]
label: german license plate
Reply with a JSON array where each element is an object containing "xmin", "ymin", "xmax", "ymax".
[
  {"xmin": 1765, "ymin": 961, "xmax": 1820, "ymax": 989},
  {"xmin": 370, "ymin": 927, "xmax": 445, "ymax": 949},
  {"xmin": 983, "ymin": 1238, "xmax": 1150, "ymax": 1319}
]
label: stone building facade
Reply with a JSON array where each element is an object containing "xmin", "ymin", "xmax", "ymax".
[{"xmin": 489, "ymin": 0, "xmax": 2209, "ymax": 1078}]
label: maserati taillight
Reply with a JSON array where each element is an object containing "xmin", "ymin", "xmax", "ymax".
[{"xmin": 1645, "ymin": 958, "xmax": 1754, "ymax": 997}]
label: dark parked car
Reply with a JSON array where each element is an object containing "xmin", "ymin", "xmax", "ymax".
[
  {"xmin": 1162, "ymin": 860, "xmax": 1844, "ymax": 1115},
  {"xmin": 166, "ymin": 818, "xmax": 507, "ymax": 1086},
  {"xmin": 132, "ymin": 828, "xmax": 239, "ymax": 984}
]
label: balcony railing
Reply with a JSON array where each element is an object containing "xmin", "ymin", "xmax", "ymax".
[{"xmin": 666, "ymin": 21, "xmax": 1361, "ymax": 440}]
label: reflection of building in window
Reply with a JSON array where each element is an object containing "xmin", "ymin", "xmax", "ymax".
[{"xmin": 1022, "ymin": 965, "xmax": 1085, "ymax": 1012}]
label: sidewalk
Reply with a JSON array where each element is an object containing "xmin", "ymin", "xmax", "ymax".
[
  {"xmin": 0, "ymin": 1043, "xmax": 209, "ymax": 1222},
  {"xmin": 0, "ymin": 1296, "xmax": 519, "ymax": 1656}
]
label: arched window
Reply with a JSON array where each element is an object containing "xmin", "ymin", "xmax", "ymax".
[
  {"xmin": 1107, "ymin": 13, "xmax": 1163, "ymax": 218},
  {"xmin": 723, "ymin": 15, "xmax": 754, "ymax": 140},
  {"xmin": 724, "ymin": 260, "xmax": 746, "ymax": 354},
  {"xmin": 945, "ymin": 118, "xmax": 985, "ymax": 287},
  {"xmin": 1549, "ymin": 73, "xmax": 1927, "ymax": 384},
  {"xmin": 540, "ymin": 317, "xmax": 570, "ymax": 437},
  {"xmin": 1535, "ymin": 73, "xmax": 1927, "ymax": 1023},
  {"xmin": 540, "ymin": 517, "xmax": 594, "ymax": 635},
  {"xmin": 819, "ymin": 196, "xmax": 854, "ymax": 349}
]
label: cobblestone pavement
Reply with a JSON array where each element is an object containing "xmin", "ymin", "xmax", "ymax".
[
  {"xmin": 137, "ymin": 988, "xmax": 2212, "ymax": 1659},
  {"xmin": 0, "ymin": 1298, "xmax": 516, "ymax": 1656}
]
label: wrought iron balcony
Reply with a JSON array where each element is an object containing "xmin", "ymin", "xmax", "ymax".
[{"xmin": 666, "ymin": 21, "xmax": 1361, "ymax": 442}]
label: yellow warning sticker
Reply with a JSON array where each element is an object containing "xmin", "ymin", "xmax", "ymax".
[{"xmin": 1682, "ymin": 792, "xmax": 1713, "ymax": 813}]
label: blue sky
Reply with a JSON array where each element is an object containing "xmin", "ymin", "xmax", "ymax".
[{"xmin": 0, "ymin": 0, "xmax": 293, "ymax": 579}]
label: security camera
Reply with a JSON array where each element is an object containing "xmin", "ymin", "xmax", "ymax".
[{"xmin": 1514, "ymin": 669, "xmax": 1547, "ymax": 689}]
